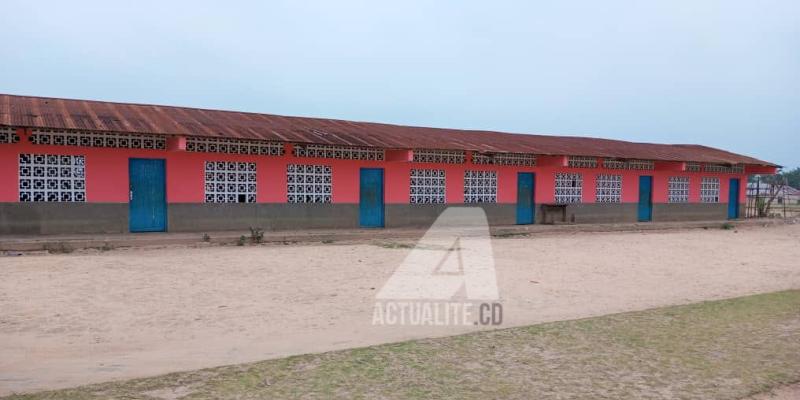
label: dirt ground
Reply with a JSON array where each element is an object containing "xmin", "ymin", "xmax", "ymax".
[
  {"xmin": 748, "ymin": 384, "xmax": 800, "ymax": 400},
  {"xmin": 1, "ymin": 223, "xmax": 799, "ymax": 395}
]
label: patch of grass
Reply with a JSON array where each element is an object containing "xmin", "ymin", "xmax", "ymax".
[
  {"xmin": 374, "ymin": 242, "xmax": 461, "ymax": 251},
  {"xmin": 44, "ymin": 242, "xmax": 73, "ymax": 254},
  {"xmin": 721, "ymin": 222, "xmax": 736, "ymax": 230},
  {"xmin": 492, "ymin": 231, "xmax": 529, "ymax": 238},
  {"xmin": 248, "ymin": 227, "xmax": 265, "ymax": 244},
  {"xmin": 7, "ymin": 291, "xmax": 800, "ymax": 400},
  {"xmin": 375, "ymin": 242, "xmax": 414, "ymax": 249}
]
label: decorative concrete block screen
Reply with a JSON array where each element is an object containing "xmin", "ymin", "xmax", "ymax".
[
  {"xmin": 603, "ymin": 159, "xmax": 654, "ymax": 170},
  {"xmin": 187, "ymin": 137, "xmax": 283, "ymax": 156},
  {"xmin": 412, "ymin": 149, "xmax": 465, "ymax": 164},
  {"xmin": 410, "ymin": 169, "xmax": 446, "ymax": 204},
  {"xmin": 567, "ymin": 156, "xmax": 598, "ymax": 168},
  {"xmin": 704, "ymin": 164, "xmax": 745, "ymax": 174},
  {"xmin": 19, "ymin": 154, "xmax": 86, "ymax": 202},
  {"xmin": 1, "ymin": 127, "xmax": 20, "ymax": 143},
  {"xmin": 555, "ymin": 173, "xmax": 583, "ymax": 203},
  {"xmin": 464, "ymin": 170, "xmax": 497, "ymax": 203},
  {"xmin": 287, "ymin": 164, "xmax": 332, "ymax": 203},
  {"xmin": 30, "ymin": 129, "xmax": 166, "ymax": 150},
  {"xmin": 204, "ymin": 161, "xmax": 257, "ymax": 203},
  {"xmin": 700, "ymin": 177, "xmax": 720, "ymax": 203},
  {"xmin": 686, "ymin": 162, "xmax": 702, "ymax": 172},
  {"xmin": 472, "ymin": 152, "xmax": 536, "ymax": 166},
  {"xmin": 293, "ymin": 144, "xmax": 384, "ymax": 161},
  {"xmin": 668, "ymin": 176, "xmax": 690, "ymax": 203},
  {"xmin": 595, "ymin": 174, "xmax": 622, "ymax": 203}
]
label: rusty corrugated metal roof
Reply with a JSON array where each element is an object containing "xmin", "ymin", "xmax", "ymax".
[{"xmin": 0, "ymin": 94, "xmax": 776, "ymax": 166}]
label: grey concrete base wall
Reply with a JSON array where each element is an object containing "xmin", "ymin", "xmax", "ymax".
[
  {"xmin": 168, "ymin": 202, "xmax": 735, "ymax": 231},
  {"xmin": 543, "ymin": 203, "xmax": 640, "ymax": 224},
  {"xmin": 385, "ymin": 204, "xmax": 516, "ymax": 228},
  {"xmin": 0, "ymin": 203, "xmax": 128, "ymax": 235},
  {"xmin": 0, "ymin": 202, "xmax": 740, "ymax": 235},
  {"xmin": 172, "ymin": 203, "xmax": 516, "ymax": 231},
  {"xmin": 172, "ymin": 203, "xmax": 635, "ymax": 231},
  {"xmin": 652, "ymin": 203, "xmax": 731, "ymax": 222},
  {"xmin": 167, "ymin": 203, "xmax": 360, "ymax": 232}
]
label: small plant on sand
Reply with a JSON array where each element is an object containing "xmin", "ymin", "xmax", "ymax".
[
  {"xmin": 249, "ymin": 227, "xmax": 265, "ymax": 244},
  {"xmin": 202, "ymin": 233, "xmax": 211, "ymax": 242},
  {"xmin": 46, "ymin": 242, "xmax": 74, "ymax": 254},
  {"xmin": 237, "ymin": 235, "xmax": 247, "ymax": 246},
  {"xmin": 377, "ymin": 242, "xmax": 414, "ymax": 249},
  {"xmin": 721, "ymin": 222, "xmax": 735, "ymax": 230}
]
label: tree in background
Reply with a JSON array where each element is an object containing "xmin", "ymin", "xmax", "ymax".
[
  {"xmin": 764, "ymin": 176, "xmax": 785, "ymax": 216},
  {"xmin": 748, "ymin": 167, "xmax": 799, "ymax": 188},
  {"xmin": 749, "ymin": 170, "xmax": 794, "ymax": 217},
  {"xmin": 782, "ymin": 167, "xmax": 800, "ymax": 189}
]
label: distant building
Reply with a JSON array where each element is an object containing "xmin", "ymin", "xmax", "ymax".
[{"xmin": 747, "ymin": 183, "xmax": 800, "ymax": 205}]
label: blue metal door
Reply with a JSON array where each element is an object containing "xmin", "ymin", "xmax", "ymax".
[
  {"xmin": 359, "ymin": 168, "xmax": 384, "ymax": 228},
  {"xmin": 129, "ymin": 158, "xmax": 166, "ymax": 232},
  {"xmin": 516, "ymin": 172, "xmax": 535, "ymax": 224},
  {"xmin": 637, "ymin": 175, "xmax": 653, "ymax": 222},
  {"xmin": 728, "ymin": 178, "xmax": 740, "ymax": 219}
]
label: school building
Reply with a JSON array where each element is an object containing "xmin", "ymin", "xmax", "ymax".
[{"xmin": 0, "ymin": 94, "xmax": 778, "ymax": 235}]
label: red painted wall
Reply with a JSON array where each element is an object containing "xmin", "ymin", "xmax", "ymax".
[
  {"xmin": 0, "ymin": 139, "xmax": 749, "ymax": 205},
  {"xmin": 1, "ymin": 133, "xmax": 169, "ymax": 203}
]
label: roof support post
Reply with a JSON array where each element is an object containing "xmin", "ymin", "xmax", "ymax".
[
  {"xmin": 15, "ymin": 127, "xmax": 32, "ymax": 143},
  {"xmin": 536, "ymin": 155, "xmax": 568, "ymax": 167},
  {"xmin": 167, "ymin": 136, "xmax": 186, "ymax": 151},
  {"xmin": 386, "ymin": 149, "xmax": 413, "ymax": 162},
  {"xmin": 655, "ymin": 161, "xmax": 685, "ymax": 172}
]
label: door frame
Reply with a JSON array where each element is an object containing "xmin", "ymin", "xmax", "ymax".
[
  {"xmin": 359, "ymin": 167, "xmax": 385, "ymax": 228},
  {"xmin": 637, "ymin": 175, "xmax": 653, "ymax": 222},
  {"xmin": 516, "ymin": 172, "xmax": 535, "ymax": 225},
  {"xmin": 728, "ymin": 178, "xmax": 740, "ymax": 219},
  {"xmin": 129, "ymin": 158, "xmax": 167, "ymax": 232}
]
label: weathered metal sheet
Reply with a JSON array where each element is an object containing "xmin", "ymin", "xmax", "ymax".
[{"xmin": 0, "ymin": 94, "xmax": 775, "ymax": 166}]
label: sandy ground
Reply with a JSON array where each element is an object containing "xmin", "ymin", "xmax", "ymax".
[
  {"xmin": 748, "ymin": 383, "xmax": 800, "ymax": 400},
  {"xmin": 1, "ymin": 223, "xmax": 799, "ymax": 395}
]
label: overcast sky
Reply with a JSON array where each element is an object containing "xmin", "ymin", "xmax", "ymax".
[{"xmin": 1, "ymin": 1, "xmax": 797, "ymax": 168}]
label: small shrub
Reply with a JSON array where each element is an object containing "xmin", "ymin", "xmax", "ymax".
[
  {"xmin": 47, "ymin": 242, "xmax": 74, "ymax": 254},
  {"xmin": 237, "ymin": 235, "xmax": 246, "ymax": 246},
  {"xmin": 202, "ymin": 233, "xmax": 211, "ymax": 242},
  {"xmin": 378, "ymin": 242, "xmax": 414, "ymax": 249},
  {"xmin": 493, "ymin": 232, "xmax": 520, "ymax": 238},
  {"xmin": 756, "ymin": 198, "xmax": 767, "ymax": 217},
  {"xmin": 721, "ymin": 222, "xmax": 735, "ymax": 230},
  {"xmin": 249, "ymin": 227, "xmax": 265, "ymax": 244}
]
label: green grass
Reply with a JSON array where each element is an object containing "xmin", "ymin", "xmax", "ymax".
[
  {"xmin": 374, "ymin": 241, "xmax": 415, "ymax": 249},
  {"xmin": 7, "ymin": 290, "xmax": 800, "ymax": 400}
]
